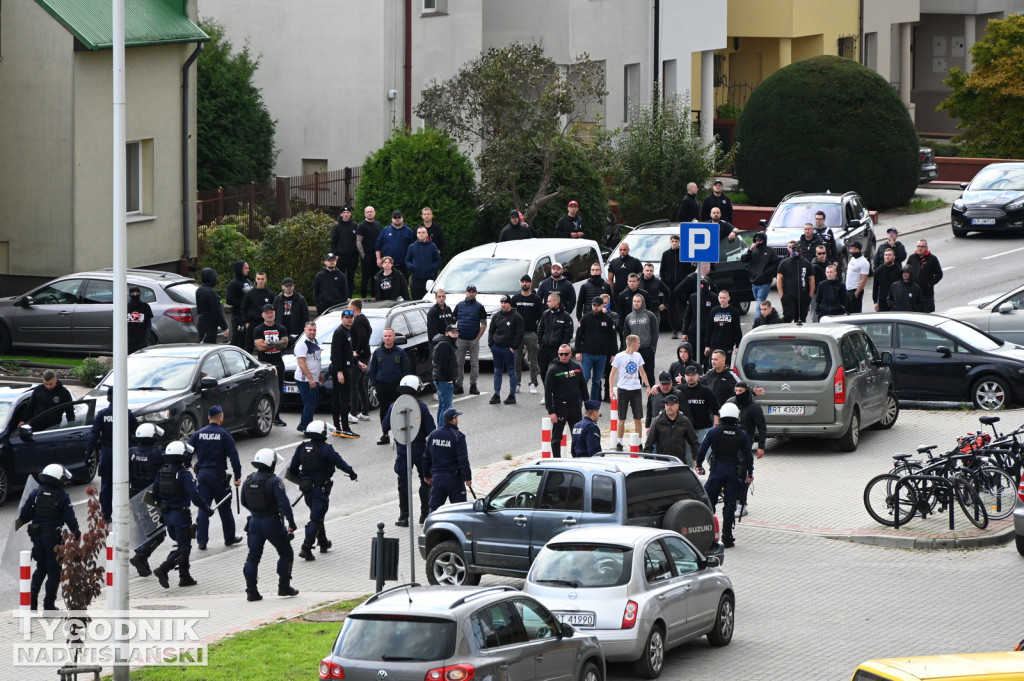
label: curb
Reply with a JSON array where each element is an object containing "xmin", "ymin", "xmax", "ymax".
[{"xmin": 824, "ymin": 526, "xmax": 1015, "ymax": 550}]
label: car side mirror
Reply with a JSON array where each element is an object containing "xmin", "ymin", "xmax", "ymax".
[
  {"xmin": 848, "ymin": 218, "xmax": 861, "ymax": 229},
  {"xmin": 758, "ymin": 219, "xmax": 768, "ymax": 228},
  {"xmin": 703, "ymin": 555, "xmax": 720, "ymax": 568},
  {"xmin": 960, "ymin": 182, "xmax": 969, "ymax": 190},
  {"xmin": 997, "ymin": 302, "xmax": 1015, "ymax": 314},
  {"xmin": 425, "ymin": 279, "xmax": 435, "ymax": 292},
  {"xmin": 19, "ymin": 424, "xmax": 33, "ymax": 441},
  {"xmin": 473, "ymin": 498, "xmax": 487, "ymax": 512},
  {"xmin": 559, "ymin": 622, "xmax": 575, "ymax": 638},
  {"xmin": 877, "ymin": 351, "xmax": 894, "ymax": 366},
  {"xmin": 18, "ymin": 295, "xmax": 34, "ymax": 308},
  {"xmin": 394, "ymin": 335, "xmax": 408, "ymax": 346},
  {"xmin": 199, "ymin": 376, "xmax": 219, "ymax": 391},
  {"xmin": 935, "ymin": 345, "xmax": 952, "ymax": 359}
]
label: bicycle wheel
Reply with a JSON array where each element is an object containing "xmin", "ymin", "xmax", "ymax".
[
  {"xmin": 864, "ymin": 474, "xmax": 916, "ymax": 527},
  {"xmin": 952, "ymin": 476, "xmax": 989, "ymax": 530},
  {"xmin": 972, "ymin": 466, "xmax": 1015, "ymax": 521}
]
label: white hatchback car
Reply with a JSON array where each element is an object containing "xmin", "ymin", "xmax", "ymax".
[{"xmin": 522, "ymin": 525, "xmax": 734, "ymax": 679}]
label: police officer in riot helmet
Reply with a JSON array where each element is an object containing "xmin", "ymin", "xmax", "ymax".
[
  {"xmin": 128, "ymin": 424, "xmax": 166, "ymax": 577},
  {"xmin": 381, "ymin": 375, "xmax": 436, "ymax": 526},
  {"xmin": 423, "ymin": 408, "xmax": 473, "ymax": 512},
  {"xmin": 151, "ymin": 441, "xmax": 214, "ymax": 589},
  {"xmin": 694, "ymin": 402, "xmax": 754, "ymax": 548},
  {"xmin": 17, "ymin": 464, "xmax": 79, "ymax": 612},
  {"xmin": 242, "ymin": 448, "xmax": 299, "ymax": 601},
  {"xmin": 287, "ymin": 420, "xmax": 357, "ymax": 561}
]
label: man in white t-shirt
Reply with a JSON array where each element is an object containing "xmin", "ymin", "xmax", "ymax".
[
  {"xmin": 844, "ymin": 240, "xmax": 870, "ymax": 314},
  {"xmin": 608, "ymin": 334, "xmax": 650, "ymax": 451},
  {"xmin": 292, "ymin": 321, "xmax": 323, "ymax": 431}
]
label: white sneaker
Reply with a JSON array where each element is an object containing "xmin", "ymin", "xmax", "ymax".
[
  {"xmin": 358, "ymin": 413, "xmax": 370, "ymax": 421},
  {"xmin": 539, "ymin": 397, "xmax": 546, "ymax": 405},
  {"xmin": 349, "ymin": 413, "xmax": 361, "ymax": 423},
  {"xmin": 529, "ymin": 385, "xmax": 538, "ymax": 394}
]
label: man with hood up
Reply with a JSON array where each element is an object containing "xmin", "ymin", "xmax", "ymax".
[
  {"xmin": 196, "ymin": 268, "xmax": 228, "ymax": 344},
  {"xmin": 225, "ymin": 260, "xmax": 252, "ymax": 349},
  {"xmin": 668, "ymin": 342, "xmax": 696, "ymax": 386},
  {"xmin": 498, "ymin": 209, "xmax": 537, "ymax": 241},
  {"xmin": 127, "ymin": 285, "xmax": 154, "ymax": 354}
]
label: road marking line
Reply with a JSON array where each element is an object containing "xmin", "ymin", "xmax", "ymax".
[{"xmin": 982, "ymin": 247, "xmax": 1024, "ymax": 260}]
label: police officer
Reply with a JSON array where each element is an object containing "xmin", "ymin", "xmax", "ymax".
[
  {"xmin": 726, "ymin": 381, "xmax": 766, "ymax": 519},
  {"xmin": 188, "ymin": 405, "xmax": 243, "ymax": 551},
  {"xmin": 694, "ymin": 403, "xmax": 754, "ymax": 548},
  {"xmin": 287, "ymin": 420, "xmax": 357, "ymax": 561},
  {"xmin": 242, "ymin": 448, "xmax": 299, "ymax": 602},
  {"xmin": 128, "ymin": 424, "xmax": 166, "ymax": 577},
  {"xmin": 85, "ymin": 386, "xmax": 139, "ymax": 522},
  {"xmin": 151, "ymin": 441, "xmax": 214, "ymax": 588},
  {"xmin": 424, "ymin": 408, "xmax": 473, "ymax": 512},
  {"xmin": 17, "ymin": 464, "xmax": 79, "ymax": 611},
  {"xmin": 381, "ymin": 376, "xmax": 436, "ymax": 526},
  {"xmin": 570, "ymin": 400, "xmax": 603, "ymax": 458}
]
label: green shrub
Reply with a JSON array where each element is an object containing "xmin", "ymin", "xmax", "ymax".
[
  {"xmin": 255, "ymin": 211, "xmax": 335, "ymax": 302},
  {"xmin": 734, "ymin": 56, "xmax": 919, "ymax": 210},
  {"xmin": 71, "ymin": 357, "xmax": 108, "ymax": 387},
  {"xmin": 198, "ymin": 223, "xmax": 258, "ymax": 297},
  {"xmin": 356, "ymin": 128, "xmax": 479, "ymax": 257}
]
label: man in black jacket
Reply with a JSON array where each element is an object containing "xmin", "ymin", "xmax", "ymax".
[
  {"xmin": 576, "ymin": 262, "xmax": 612, "ymax": 322},
  {"xmin": 273, "ymin": 278, "xmax": 310, "ymax": 344},
  {"xmin": 356, "ymin": 206, "xmax": 382, "ymax": 299},
  {"xmin": 674, "ymin": 263, "xmax": 717, "ymax": 329},
  {"xmin": 513, "ymin": 275, "xmax": 545, "ymax": 393},
  {"xmin": 196, "ymin": 268, "xmax": 228, "ymax": 344},
  {"xmin": 607, "ymin": 242, "xmax": 644, "ymax": 303},
  {"xmin": 537, "ymin": 262, "xmax": 576, "ymax": 315},
  {"xmin": 240, "ymin": 271, "xmax": 274, "ymax": 353},
  {"xmin": 776, "ymin": 242, "xmax": 814, "ymax": 323},
  {"xmin": 487, "ymin": 295, "xmax": 524, "ymax": 405},
  {"xmin": 426, "ymin": 289, "xmax": 455, "ymax": 344},
  {"xmin": 677, "ymin": 365, "xmax": 719, "ymax": 444},
  {"xmin": 313, "ymin": 253, "xmax": 349, "ymax": 313},
  {"xmin": 575, "ymin": 297, "xmax": 617, "ymax": 402},
  {"xmin": 21, "ymin": 370, "xmax": 75, "ymax": 431},
  {"xmin": 544, "ymin": 344, "xmax": 589, "ymax": 458},
  {"xmin": 225, "ymin": 260, "xmax": 252, "ymax": 348},
  {"xmin": 872, "ymin": 247, "xmax": 901, "ymax": 312},
  {"xmin": 127, "ymin": 285, "xmax": 153, "ymax": 354},
  {"xmin": 702, "ymin": 350, "xmax": 737, "ymax": 408},
  {"xmin": 537, "ymin": 292, "xmax": 574, "ymax": 387},
  {"xmin": 419, "ymin": 207, "xmax": 446, "ymax": 258},
  {"xmin": 676, "ymin": 182, "xmax": 700, "ymax": 223},
  {"xmin": 616, "ymin": 273, "xmax": 653, "ymax": 316},
  {"xmin": 330, "ymin": 205, "xmax": 360, "ymax": 296},
  {"xmin": 906, "ymin": 239, "xmax": 943, "ymax": 312},
  {"xmin": 553, "ymin": 200, "xmax": 584, "ymax": 238},
  {"xmin": 328, "ymin": 311, "xmax": 360, "ymax": 438},
  {"xmin": 888, "ymin": 265, "xmax": 924, "ymax": 312},
  {"xmin": 660, "ymin": 234, "xmax": 693, "ymax": 338},
  {"xmin": 740, "ymin": 232, "xmax": 778, "ymax": 320},
  {"xmin": 498, "ymin": 210, "xmax": 537, "ymax": 241},
  {"xmin": 431, "ymin": 325, "xmax": 459, "ymax": 425},
  {"xmin": 700, "ymin": 179, "xmax": 733, "ymax": 222},
  {"xmin": 640, "ymin": 263, "xmax": 668, "ymax": 323},
  {"xmin": 752, "ymin": 301, "xmax": 783, "ymax": 328},
  {"xmin": 348, "ymin": 299, "xmax": 373, "ymax": 421},
  {"xmin": 814, "ymin": 265, "xmax": 848, "ymax": 319}
]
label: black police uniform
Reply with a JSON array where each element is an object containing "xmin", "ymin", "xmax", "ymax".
[
  {"xmin": 423, "ymin": 422, "xmax": 472, "ymax": 511},
  {"xmin": 382, "ymin": 399, "xmax": 436, "ymax": 524},
  {"xmin": 129, "ymin": 442, "xmax": 166, "ymax": 574},
  {"xmin": 570, "ymin": 415, "xmax": 602, "ymax": 458},
  {"xmin": 695, "ymin": 418, "xmax": 754, "ymax": 545},
  {"xmin": 241, "ymin": 467, "xmax": 298, "ymax": 599},
  {"xmin": 287, "ymin": 438, "xmax": 356, "ymax": 558},
  {"xmin": 151, "ymin": 462, "xmax": 213, "ymax": 587},
  {"xmin": 18, "ymin": 481, "xmax": 79, "ymax": 611},
  {"xmin": 85, "ymin": 402, "xmax": 138, "ymax": 521},
  {"xmin": 188, "ymin": 422, "xmax": 242, "ymax": 549}
]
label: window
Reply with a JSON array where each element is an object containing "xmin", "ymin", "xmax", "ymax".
[
  {"xmin": 512, "ymin": 598, "xmax": 558, "ymax": 640},
  {"xmin": 30, "ymin": 399, "xmax": 92, "ymax": 433},
  {"xmin": 862, "ymin": 322, "xmax": 893, "ymax": 348},
  {"xmin": 389, "ymin": 313, "xmax": 411, "ymax": 338},
  {"xmin": 32, "ymin": 279, "xmax": 83, "ymax": 305},
  {"xmin": 838, "ymin": 34, "xmax": 858, "ymax": 60},
  {"xmin": 80, "ymin": 280, "xmax": 113, "ymax": 305},
  {"xmin": 863, "ymin": 32, "xmax": 878, "ymax": 71},
  {"xmin": 222, "ymin": 350, "xmax": 252, "ymax": 376},
  {"xmin": 591, "ymin": 475, "xmax": 615, "ymax": 514},
  {"xmin": 850, "ymin": 332, "xmax": 877, "ymax": 369},
  {"xmin": 740, "ymin": 339, "xmax": 832, "ymax": 382},
  {"xmin": 335, "ymin": 615, "xmax": 456, "ymax": 660},
  {"xmin": 643, "ymin": 541, "xmax": 672, "ymax": 583},
  {"xmin": 661, "ymin": 536, "xmax": 700, "ymax": 575},
  {"xmin": 404, "ymin": 310, "xmax": 428, "ymax": 338},
  {"xmin": 421, "ymin": 0, "xmax": 447, "ymax": 14},
  {"xmin": 556, "ymin": 247, "xmax": 598, "ymax": 284},
  {"xmin": 530, "ymin": 544, "xmax": 631, "ymax": 588},
  {"xmin": 625, "ymin": 469, "xmax": 694, "ymax": 521},
  {"xmin": 539, "ymin": 471, "xmax": 584, "ymax": 511},
  {"xmin": 897, "ymin": 325, "xmax": 953, "ymax": 352},
  {"xmin": 840, "ymin": 337, "xmax": 858, "ymax": 373},
  {"xmin": 126, "ymin": 141, "xmax": 141, "ymax": 214},
  {"xmin": 491, "ymin": 470, "xmax": 544, "ymax": 509},
  {"xmin": 662, "ymin": 60, "xmax": 677, "ymax": 99},
  {"xmin": 200, "ymin": 354, "xmax": 228, "ymax": 381},
  {"xmin": 301, "ymin": 158, "xmax": 327, "ymax": 175},
  {"xmin": 470, "ymin": 601, "xmax": 525, "ymax": 649},
  {"xmin": 532, "ymin": 257, "xmax": 551, "ymax": 286},
  {"xmin": 624, "ymin": 63, "xmax": 641, "ymax": 122}
]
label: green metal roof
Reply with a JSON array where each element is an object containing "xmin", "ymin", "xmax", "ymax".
[{"xmin": 35, "ymin": 0, "xmax": 208, "ymax": 50}]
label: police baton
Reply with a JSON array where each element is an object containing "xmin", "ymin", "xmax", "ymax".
[
  {"xmin": 467, "ymin": 483, "xmax": 477, "ymax": 499},
  {"xmin": 211, "ymin": 493, "xmax": 232, "ymax": 512},
  {"xmin": 235, "ymin": 485, "xmax": 240, "ymax": 515}
]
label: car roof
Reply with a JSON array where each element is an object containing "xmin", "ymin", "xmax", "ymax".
[
  {"xmin": 354, "ymin": 585, "xmax": 520, "ymax": 616},
  {"xmin": 131, "ymin": 343, "xmax": 222, "ymax": 358},
  {"xmin": 523, "ymin": 454, "xmax": 687, "ymax": 475},
  {"xmin": 819, "ymin": 311, "xmax": 953, "ymax": 329},
  {"xmin": 69, "ymin": 268, "xmax": 193, "ymax": 284},
  {"xmin": 0, "ymin": 385, "xmax": 31, "ymax": 402},
  {"xmin": 544, "ymin": 525, "xmax": 673, "ymax": 549},
  {"xmin": 778, "ymin": 191, "xmax": 853, "ymax": 204},
  {"xmin": 745, "ymin": 322, "xmax": 862, "ymax": 340},
  {"xmin": 452, "ymin": 238, "xmax": 600, "ymax": 260},
  {"xmin": 628, "ymin": 221, "xmax": 682, "ymax": 234}
]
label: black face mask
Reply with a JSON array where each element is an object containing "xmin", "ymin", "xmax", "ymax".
[{"xmin": 735, "ymin": 389, "xmax": 751, "ymax": 405}]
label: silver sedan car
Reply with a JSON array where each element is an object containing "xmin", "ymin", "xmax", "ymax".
[
  {"xmin": 522, "ymin": 525, "xmax": 734, "ymax": 679},
  {"xmin": 1014, "ymin": 480, "xmax": 1024, "ymax": 556},
  {"xmin": 946, "ymin": 283, "xmax": 1024, "ymax": 346}
]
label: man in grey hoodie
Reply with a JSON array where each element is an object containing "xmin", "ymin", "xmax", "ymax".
[{"xmin": 625, "ymin": 293, "xmax": 659, "ymax": 395}]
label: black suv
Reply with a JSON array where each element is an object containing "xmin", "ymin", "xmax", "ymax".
[
  {"xmin": 760, "ymin": 191, "xmax": 877, "ymax": 273},
  {"xmin": 419, "ymin": 453, "xmax": 723, "ymax": 586}
]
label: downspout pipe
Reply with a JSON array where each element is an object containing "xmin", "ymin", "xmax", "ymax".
[
  {"xmin": 404, "ymin": 0, "xmax": 412, "ymax": 128},
  {"xmin": 181, "ymin": 43, "xmax": 203, "ymax": 268}
]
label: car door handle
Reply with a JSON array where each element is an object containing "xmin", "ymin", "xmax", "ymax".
[
  {"xmin": 535, "ymin": 654, "xmax": 543, "ymax": 662},
  {"xmin": 58, "ymin": 311, "xmax": 72, "ymax": 316},
  {"xmin": 896, "ymin": 354, "xmax": 908, "ymax": 360},
  {"xmin": 66, "ymin": 433, "xmax": 85, "ymax": 439},
  {"xmin": 562, "ymin": 517, "xmax": 577, "ymax": 526},
  {"xmin": 513, "ymin": 515, "xmax": 528, "ymax": 525},
  {"xmin": 499, "ymin": 664, "xmax": 509, "ymax": 672}
]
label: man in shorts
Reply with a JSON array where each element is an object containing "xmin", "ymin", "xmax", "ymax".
[{"xmin": 608, "ymin": 334, "xmax": 650, "ymax": 451}]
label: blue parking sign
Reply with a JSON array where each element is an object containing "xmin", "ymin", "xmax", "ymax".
[{"xmin": 680, "ymin": 223, "xmax": 720, "ymax": 262}]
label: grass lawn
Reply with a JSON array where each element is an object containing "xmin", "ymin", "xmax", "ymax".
[
  {"xmin": 2, "ymin": 355, "xmax": 83, "ymax": 367},
  {"xmin": 894, "ymin": 197, "xmax": 947, "ymax": 215}
]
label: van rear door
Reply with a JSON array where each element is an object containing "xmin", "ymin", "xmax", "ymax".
[{"xmin": 738, "ymin": 337, "xmax": 835, "ymax": 424}]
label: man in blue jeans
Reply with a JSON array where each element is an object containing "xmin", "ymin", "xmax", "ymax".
[
  {"xmin": 740, "ymin": 231, "xmax": 779, "ymax": 319},
  {"xmin": 292, "ymin": 321, "xmax": 322, "ymax": 432},
  {"xmin": 431, "ymin": 324, "xmax": 459, "ymax": 425},
  {"xmin": 575, "ymin": 296, "xmax": 617, "ymax": 401},
  {"xmin": 487, "ymin": 295, "xmax": 524, "ymax": 405}
]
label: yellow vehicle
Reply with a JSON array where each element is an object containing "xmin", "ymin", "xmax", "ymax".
[{"xmin": 852, "ymin": 652, "xmax": 1024, "ymax": 680}]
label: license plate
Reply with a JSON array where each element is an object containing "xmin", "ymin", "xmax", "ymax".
[
  {"xmin": 283, "ymin": 385, "xmax": 299, "ymax": 394},
  {"xmin": 768, "ymin": 405, "xmax": 804, "ymax": 415},
  {"xmin": 556, "ymin": 612, "xmax": 595, "ymax": 627},
  {"xmin": 973, "ymin": 218, "xmax": 996, "ymax": 225}
]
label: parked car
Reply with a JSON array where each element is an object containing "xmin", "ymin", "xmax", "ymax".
[
  {"xmin": 919, "ymin": 147, "xmax": 939, "ymax": 184},
  {"xmin": 523, "ymin": 525, "xmax": 734, "ymax": 679},
  {"xmin": 318, "ymin": 584, "xmax": 605, "ymax": 681},
  {"xmin": 88, "ymin": 344, "xmax": 280, "ymax": 442},
  {"xmin": 0, "ymin": 268, "xmax": 200, "ymax": 354},
  {"xmin": 851, "ymin": 651, "xmax": 1024, "ymax": 680},
  {"xmin": 951, "ymin": 162, "xmax": 1024, "ymax": 237},
  {"xmin": 735, "ymin": 323, "xmax": 898, "ymax": 451},
  {"xmin": 1014, "ymin": 478, "xmax": 1024, "ymax": 556},
  {"xmin": 0, "ymin": 386, "xmax": 99, "ymax": 505},
  {"xmin": 608, "ymin": 221, "xmax": 756, "ymax": 314},
  {"xmin": 280, "ymin": 300, "xmax": 434, "ymax": 409},
  {"xmin": 759, "ymin": 191, "xmax": 877, "ymax": 274},
  {"xmin": 944, "ymin": 282, "xmax": 1024, "ymax": 346},
  {"xmin": 419, "ymin": 453, "xmax": 723, "ymax": 587},
  {"xmin": 821, "ymin": 312, "xmax": 1024, "ymax": 411}
]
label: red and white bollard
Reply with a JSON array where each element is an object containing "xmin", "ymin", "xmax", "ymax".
[
  {"xmin": 609, "ymin": 396, "xmax": 618, "ymax": 434},
  {"xmin": 20, "ymin": 549, "xmax": 31, "ymax": 632},
  {"xmin": 629, "ymin": 432, "xmax": 641, "ymax": 456},
  {"xmin": 561, "ymin": 432, "xmax": 568, "ymax": 448},
  {"xmin": 541, "ymin": 418, "xmax": 552, "ymax": 459},
  {"xmin": 106, "ymin": 542, "xmax": 114, "ymax": 609}
]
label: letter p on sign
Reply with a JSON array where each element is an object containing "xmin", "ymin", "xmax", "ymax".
[{"xmin": 680, "ymin": 223, "xmax": 720, "ymax": 263}]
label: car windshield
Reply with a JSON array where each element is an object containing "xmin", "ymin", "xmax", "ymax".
[
  {"xmin": 0, "ymin": 399, "xmax": 15, "ymax": 430},
  {"xmin": 99, "ymin": 356, "xmax": 196, "ymax": 391},
  {"xmin": 334, "ymin": 615, "xmax": 456, "ymax": 661},
  {"xmin": 163, "ymin": 281, "xmax": 199, "ymax": 304},
  {"xmin": 433, "ymin": 258, "xmax": 530, "ymax": 294},
  {"xmin": 532, "ymin": 544, "xmax": 632, "ymax": 587},
  {"xmin": 621, "ymin": 230, "xmax": 753, "ymax": 264},
  {"xmin": 740, "ymin": 339, "xmax": 832, "ymax": 381},
  {"xmin": 314, "ymin": 316, "xmax": 343, "ymax": 346},
  {"xmin": 768, "ymin": 202, "xmax": 842, "ymax": 228},
  {"xmin": 935, "ymin": 319, "xmax": 1003, "ymax": 351},
  {"xmin": 366, "ymin": 315, "xmax": 388, "ymax": 346},
  {"xmin": 969, "ymin": 165, "xmax": 1024, "ymax": 191}
]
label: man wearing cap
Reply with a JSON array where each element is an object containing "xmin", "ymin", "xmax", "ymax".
[
  {"xmin": 424, "ymin": 408, "xmax": 473, "ymax": 512},
  {"xmin": 273, "ymin": 278, "xmax": 310, "ymax": 343},
  {"xmin": 676, "ymin": 182, "xmax": 701, "ymax": 223},
  {"xmin": 575, "ymin": 296, "xmax": 617, "ymax": 402},
  {"xmin": 293, "ymin": 321, "xmax": 323, "ymax": 432},
  {"xmin": 607, "ymin": 242, "xmax": 644, "ymax": 309},
  {"xmin": 431, "ymin": 324, "xmax": 460, "ymax": 424},
  {"xmin": 357, "ymin": 206, "xmax": 382, "ymax": 298},
  {"xmin": 537, "ymin": 261, "xmax": 576, "ymax": 316},
  {"xmin": 127, "ymin": 285, "xmax": 154, "ymax": 354},
  {"xmin": 873, "ymin": 227, "xmax": 907, "ymax": 270},
  {"xmin": 453, "ymin": 285, "xmax": 487, "ymax": 395},
  {"xmin": 373, "ymin": 256, "xmax": 410, "ymax": 301},
  {"xmin": 368, "ymin": 328, "xmax": 412, "ymax": 445},
  {"xmin": 418, "ymin": 207, "xmax": 446, "ymax": 258},
  {"xmin": 241, "ymin": 271, "xmax": 275, "ymax": 353},
  {"xmin": 253, "ymin": 305, "xmax": 290, "ymax": 427},
  {"xmin": 196, "ymin": 268, "xmax": 228, "ymax": 344},
  {"xmin": 85, "ymin": 386, "xmax": 139, "ymax": 522},
  {"xmin": 677, "ymin": 364, "xmax": 719, "ymax": 445},
  {"xmin": 498, "ymin": 209, "xmax": 537, "ymax": 241},
  {"xmin": 512, "ymin": 276, "xmax": 544, "ymax": 393},
  {"xmin": 376, "ymin": 211, "xmax": 416, "ymax": 278},
  {"xmin": 872, "ymin": 247, "xmax": 901, "ymax": 312},
  {"xmin": 700, "ymin": 179, "xmax": 733, "ymax": 223},
  {"xmin": 330, "ymin": 205, "xmax": 361, "ymax": 295},
  {"xmin": 646, "ymin": 371, "xmax": 682, "ymax": 428},
  {"xmin": 405, "ymin": 226, "xmax": 441, "ymax": 300},
  {"xmin": 488, "ymin": 295, "xmax": 524, "ymax": 405},
  {"xmin": 740, "ymin": 231, "xmax": 779, "ymax": 319},
  {"xmin": 544, "ymin": 344, "xmax": 588, "ymax": 458},
  {"xmin": 644, "ymin": 393, "xmax": 700, "ymax": 465},
  {"xmin": 570, "ymin": 400, "xmax": 603, "ymax": 458},
  {"xmin": 844, "ymin": 240, "xmax": 870, "ymax": 314},
  {"xmin": 329, "ymin": 310, "xmax": 361, "ymax": 438},
  {"xmin": 189, "ymin": 405, "xmax": 243, "ymax": 551},
  {"xmin": 554, "ymin": 200, "xmax": 584, "ymax": 239},
  {"xmin": 314, "ymin": 253, "xmax": 350, "ymax": 314}
]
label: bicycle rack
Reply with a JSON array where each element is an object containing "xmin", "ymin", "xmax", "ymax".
[{"xmin": 893, "ymin": 474, "xmax": 956, "ymax": 531}]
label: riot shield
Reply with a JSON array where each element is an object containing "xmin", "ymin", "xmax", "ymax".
[
  {"xmin": 1, "ymin": 476, "xmax": 39, "ymax": 581},
  {"xmin": 128, "ymin": 488, "xmax": 165, "ymax": 553}
]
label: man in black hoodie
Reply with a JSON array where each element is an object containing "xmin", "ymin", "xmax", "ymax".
[
  {"xmin": 576, "ymin": 262, "xmax": 611, "ymax": 322},
  {"xmin": 498, "ymin": 210, "xmax": 537, "ymax": 241},
  {"xmin": 330, "ymin": 205, "xmax": 360, "ymax": 296},
  {"xmin": 740, "ymin": 232, "xmax": 778, "ymax": 320},
  {"xmin": 575, "ymin": 297, "xmax": 617, "ymax": 402},
  {"xmin": 513, "ymin": 275, "xmax": 544, "ymax": 392},
  {"xmin": 240, "ymin": 271, "xmax": 275, "ymax": 353},
  {"xmin": 274, "ymin": 278, "xmax": 310, "ymax": 343},
  {"xmin": 752, "ymin": 301, "xmax": 783, "ymax": 328},
  {"xmin": 314, "ymin": 253, "xmax": 349, "ymax": 312},
  {"xmin": 431, "ymin": 325, "xmax": 459, "ymax": 425},
  {"xmin": 660, "ymin": 235, "xmax": 694, "ymax": 339},
  {"xmin": 225, "ymin": 260, "xmax": 252, "ymax": 348},
  {"xmin": 356, "ymin": 206, "xmax": 382, "ymax": 298},
  {"xmin": 196, "ymin": 268, "xmax": 228, "ymax": 344},
  {"xmin": 537, "ymin": 262, "xmax": 576, "ymax": 315},
  {"xmin": 872, "ymin": 247, "xmax": 901, "ymax": 312},
  {"xmin": 127, "ymin": 285, "xmax": 153, "ymax": 354}
]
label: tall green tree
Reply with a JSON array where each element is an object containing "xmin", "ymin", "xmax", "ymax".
[
  {"xmin": 414, "ymin": 42, "xmax": 607, "ymax": 223},
  {"xmin": 940, "ymin": 14, "xmax": 1024, "ymax": 158},
  {"xmin": 196, "ymin": 19, "xmax": 277, "ymax": 190}
]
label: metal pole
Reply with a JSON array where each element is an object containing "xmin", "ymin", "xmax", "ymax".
[
  {"xmin": 375, "ymin": 523, "xmax": 385, "ymax": 593},
  {"xmin": 695, "ymin": 264, "xmax": 702, "ymax": 368},
  {"xmin": 404, "ymin": 407, "xmax": 416, "ymax": 582},
  {"xmin": 111, "ymin": 0, "xmax": 130, "ymax": 678}
]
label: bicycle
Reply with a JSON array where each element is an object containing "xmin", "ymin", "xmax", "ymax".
[{"xmin": 864, "ymin": 452, "xmax": 989, "ymax": 529}]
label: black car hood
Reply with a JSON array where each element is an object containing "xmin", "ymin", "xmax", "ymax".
[
  {"xmin": 961, "ymin": 189, "xmax": 1024, "ymax": 206},
  {"xmin": 85, "ymin": 388, "xmax": 190, "ymax": 414}
]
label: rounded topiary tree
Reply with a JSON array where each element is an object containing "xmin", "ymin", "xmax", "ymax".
[{"xmin": 734, "ymin": 55, "xmax": 919, "ymax": 210}]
